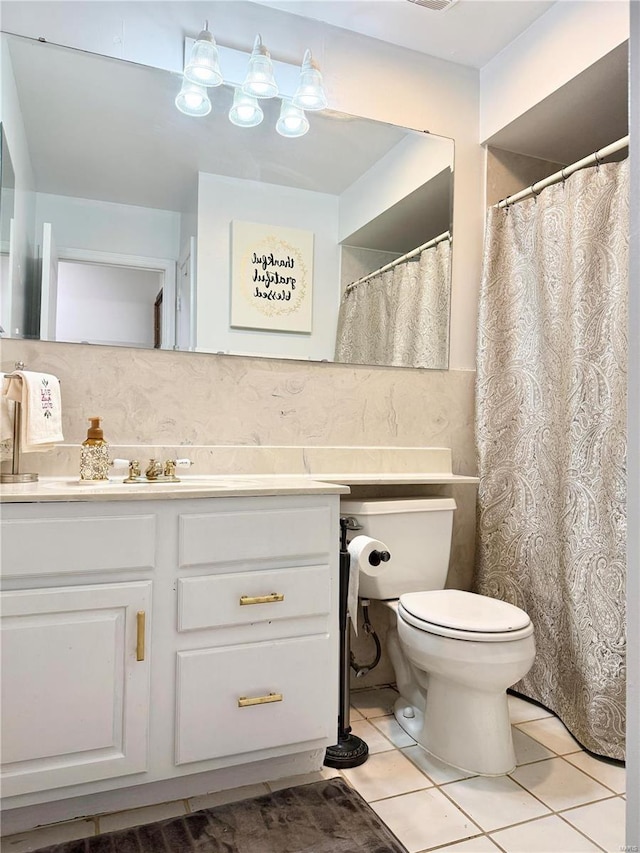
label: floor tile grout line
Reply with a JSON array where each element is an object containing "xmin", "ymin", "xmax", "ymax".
[
  {"xmin": 557, "ymin": 751, "xmax": 626, "ymax": 795},
  {"xmin": 429, "ymin": 767, "xmax": 622, "ymax": 839},
  {"xmin": 506, "ymin": 756, "xmax": 620, "ymax": 813},
  {"xmin": 413, "ymin": 829, "xmax": 494, "ymax": 853},
  {"xmin": 554, "ymin": 805, "xmax": 614, "ymax": 853},
  {"xmin": 356, "ymin": 713, "xmax": 417, "ymax": 752},
  {"xmin": 483, "ymin": 810, "xmax": 611, "ymax": 853}
]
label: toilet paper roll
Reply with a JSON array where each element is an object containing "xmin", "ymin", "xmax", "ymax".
[{"xmin": 347, "ymin": 535, "xmax": 390, "ymax": 634}]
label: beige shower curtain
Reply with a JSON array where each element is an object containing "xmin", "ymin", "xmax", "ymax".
[
  {"xmin": 475, "ymin": 160, "xmax": 628, "ymax": 760},
  {"xmin": 334, "ymin": 239, "xmax": 450, "ymax": 369}
]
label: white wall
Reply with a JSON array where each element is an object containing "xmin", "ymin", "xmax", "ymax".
[
  {"xmin": 34, "ymin": 193, "xmax": 181, "ymax": 261},
  {"xmin": 197, "ymin": 172, "xmax": 339, "ymax": 359},
  {"xmin": 480, "ymin": 0, "xmax": 629, "ymax": 143},
  {"xmin": 338, "ymin": 133, "xmax": 453, "ymax": 244},
  {"xmin": 627, "ymin": 2, "xmax": 639, "ymax": 845}
]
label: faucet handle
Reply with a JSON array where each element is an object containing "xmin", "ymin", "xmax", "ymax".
[
  {"xmin": 110, "ymin": 458, "xmax": 131, "ymax": 469},
  {"xmin": 174, "ymin": 458, "xmax": 193, "ymax": 469},
  {"xmin": 122, "ymin": 460, "xmax": 142, "ymax": 483}
]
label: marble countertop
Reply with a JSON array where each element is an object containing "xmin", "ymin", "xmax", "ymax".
[
  {"xmin": 0, "ymin": 469, "xmax": 479, "ymax": 502},
  {"xmin": 0, "ymin": 475, "xmax": 351, "ymax": 502}
]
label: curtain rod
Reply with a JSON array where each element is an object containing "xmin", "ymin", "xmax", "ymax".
[
  {"xmin": 497, "ymin": 135, "xmax": 629, "ymax": 209},
  {"xmin": 348, "ymin": 230, "xmax": 451, "ymax": 288}
]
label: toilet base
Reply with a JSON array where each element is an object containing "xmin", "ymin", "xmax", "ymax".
[{"xmin": 393, "ymin": 684, "xmax": 516, "ymax": 777}]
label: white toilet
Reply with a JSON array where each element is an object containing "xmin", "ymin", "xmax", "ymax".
[{"xmin": 342, "ymin": 497, "xmax": 536, "ymax": 776}]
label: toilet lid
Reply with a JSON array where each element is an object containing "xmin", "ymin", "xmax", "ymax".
[{"xmin": 399, "ymin": 590, "xmax": 531, "ymax": 633}]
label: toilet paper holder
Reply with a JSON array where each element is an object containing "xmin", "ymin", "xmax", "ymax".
[{"xmin": 368, "ymin": 549, "xmax": 391, "ymax": 566}]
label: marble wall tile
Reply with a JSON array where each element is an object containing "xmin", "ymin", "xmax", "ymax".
[{"xmin": 0, "ymin": 341, "xmax": 476, "ymax": 459}]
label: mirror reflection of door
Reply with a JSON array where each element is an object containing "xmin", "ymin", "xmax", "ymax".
[
  {"xmin": 0, "ymin": 124, "xmax": 16, "ymax": 336},
  {"xmin": 175, "ymin": 237, "xmax": 196, "ymax": 351},
  {"xmin": 40, "ymin": 222, "xmax": 59, "ymax": 341},
  {"xmin": 153, "ymin": 289, "xmax": 162, "ymax": 349},
  {"xmin": 52, "ymin": 254, "xmax": 165, "ymax": 348}
]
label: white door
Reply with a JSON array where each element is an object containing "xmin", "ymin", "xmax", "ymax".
[
  {"xmin": 40, "ymin": 222, "xmax": 58, "ymax": 341},
  {"xmin": 1, "ymin": 581, "xmax": 151, "ymax": 797},
  {"xmin": 176, "ymin": 237, "xmax": 196, "ymax": 350}
]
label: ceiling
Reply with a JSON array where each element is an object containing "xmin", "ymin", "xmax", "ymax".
[{"xmin": 252, "ymin": 0, "xmax": 558, "ymax": 68}]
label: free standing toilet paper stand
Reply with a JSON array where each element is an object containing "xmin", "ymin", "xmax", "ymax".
[{"xmin": 324, "ymin": 517, "xmax": 390, "ymax": 769}]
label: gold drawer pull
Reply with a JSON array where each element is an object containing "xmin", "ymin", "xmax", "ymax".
[
  {"xmin": 238, "ymin": 692, "xmax": 283, "ymax": 708},
  {"xmin": 136, "ymin": 611, "xmax": 146, "ymax": 662},
  {"xmin": 239, "ymin": 593, "xmax": 285, "ymax": 606}
]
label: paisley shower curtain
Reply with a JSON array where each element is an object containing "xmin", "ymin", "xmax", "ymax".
[
  {"xmin": 334, "ymin": 239, "xmax": 450, "ymax": 369},
  {"xmin": 475, "ymin": 160, "xmax": 629, "ymax": 760}
]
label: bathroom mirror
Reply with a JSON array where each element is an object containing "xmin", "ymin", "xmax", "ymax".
[
  {"xmin": 0, "ymin": 124, "xmax": 16, "ymax": 336},
  {"xmin": 0, "ymin": 32, "xmax": 454, "ymax": 369}
]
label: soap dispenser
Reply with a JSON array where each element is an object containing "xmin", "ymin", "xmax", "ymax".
[{"xmin": 80, "ymin": 417, "xmax": 110, "ymax": 481}]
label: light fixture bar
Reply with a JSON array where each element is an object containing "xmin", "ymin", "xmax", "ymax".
[{"xmin": 184, "ymin": 38, "xmax": 302, "ymax": 97}]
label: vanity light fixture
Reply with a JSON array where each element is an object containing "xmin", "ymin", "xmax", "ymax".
[
  {"xmin": 291, "ymin": 50, "xmax": 327, "ymax": 111},
  {"xmin": 175, "ymin": 79, "xmax": 212, "ymax": 116},
  {"xmin": 242, "ymin": 34, "xmax": 278, "ymax": 99},
  {"xmin": 229, "ymin": 89, "xmax": 264, "ymax": 128},
  {"xmin": 275, "ymin": 100, "xmax": 309, "ymax": 138},
  {"xmin": 175, "ymin": 30, "xmax": 324, "ymax": 136},
  {"xmin": 183, "ymin": 21, "xmax": 223, "ymax": 87}
]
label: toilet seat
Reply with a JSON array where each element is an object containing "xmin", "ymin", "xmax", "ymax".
[{"xmin": 398, "ymin": 590, "xmax": 534, "ymax": 642}]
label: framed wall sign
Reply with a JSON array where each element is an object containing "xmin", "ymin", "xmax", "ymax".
[{"xmin": 230, "ymin": 220, "xmax": 314, "ymax": 333}]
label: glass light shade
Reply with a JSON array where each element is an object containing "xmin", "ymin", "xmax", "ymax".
[
  {"xmin": 229, "ymin": 90, "xmax": 264, "ymax": 128},
  {"xmin": 242, "ymin": 34, "xmax": 278, "ymax": 99},
  {"xmin": 184, "ymin": 26, "xmax": 223, "ymax": 87},
  {"xmin": 276, "ymin": 101, "xmax": 309, "ymax": 138},
  {"xmin": 291, "ymin": 50, "xmax": 327, "ymax": 111},
  {"xmin": 175, "ymin": 80, "xmax": 211, "ymax": 117}
]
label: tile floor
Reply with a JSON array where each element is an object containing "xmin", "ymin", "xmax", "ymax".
[{"xmin": 1, "ymin": 687, "xmax": 626, "ymax": 853}]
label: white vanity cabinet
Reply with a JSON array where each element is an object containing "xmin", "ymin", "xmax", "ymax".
[{"xmin": 0, "ymin": 490, "xmax": 340, "ymax": 810}]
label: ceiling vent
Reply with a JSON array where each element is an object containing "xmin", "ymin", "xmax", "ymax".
[{"xmin": 406, "ymin": 0, "xmax": 459, "ymax": 10}]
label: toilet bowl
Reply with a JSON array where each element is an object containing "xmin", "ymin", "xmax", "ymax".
[
  {"xmin": 390, "ymin": 591, "xmax": 535, "ymax": 775},
  {"xmin": 342, "ymin": 497, "xmax": 536, "ymax": 776}
]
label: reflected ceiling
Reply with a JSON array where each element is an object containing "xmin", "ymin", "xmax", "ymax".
[{"xmin": 9, "ymin": 36, "xmax": 410, "ymax": 212}]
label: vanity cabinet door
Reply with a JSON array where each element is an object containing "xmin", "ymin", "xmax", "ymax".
[{"xmin": 0, "ymin": 581, "xmax": 151, "ymax": 797}]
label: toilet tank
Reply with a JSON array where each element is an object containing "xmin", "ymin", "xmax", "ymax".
[{"xmin": 341, "ymin": 497, "xmax": 456, "ymax": 599}]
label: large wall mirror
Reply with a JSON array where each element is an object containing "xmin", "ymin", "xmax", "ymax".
[{"xmin": 0, "ymin": 32, "xmax": 454, "ymax": 369}]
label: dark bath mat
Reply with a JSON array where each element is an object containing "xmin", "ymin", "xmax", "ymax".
[{"xmin": 32, "ymin": 777, "xmax": 409, "ymax": 853}]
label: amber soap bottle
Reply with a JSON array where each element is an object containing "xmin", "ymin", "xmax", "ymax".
[{"xmin": 79, "ymin": 417, "xmax": 110, "ymax": 481}]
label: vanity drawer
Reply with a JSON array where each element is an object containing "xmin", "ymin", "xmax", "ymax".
[
  {"xmin": 178, "ymin": 505, "xmax": 332, "ymax": 569},
  {"xmin": 177, "ymin": 565, "xmax": 330, "ymax": 631},
  {"xmin": 175, "ymin": 634, "xmax": 334, "ymax": 764},
  {"xmin": 0, "ymin": 515, "xmax": 156, "ymax": 578}
]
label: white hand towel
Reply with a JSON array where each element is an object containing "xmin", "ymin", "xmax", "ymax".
[
  {"xmin": 3, "ymin": 371, "xmax": 64, "ymax": 452},
  {"xmin": 0, "ymin": 373, "xmax": 15, "ymax": 444}
]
